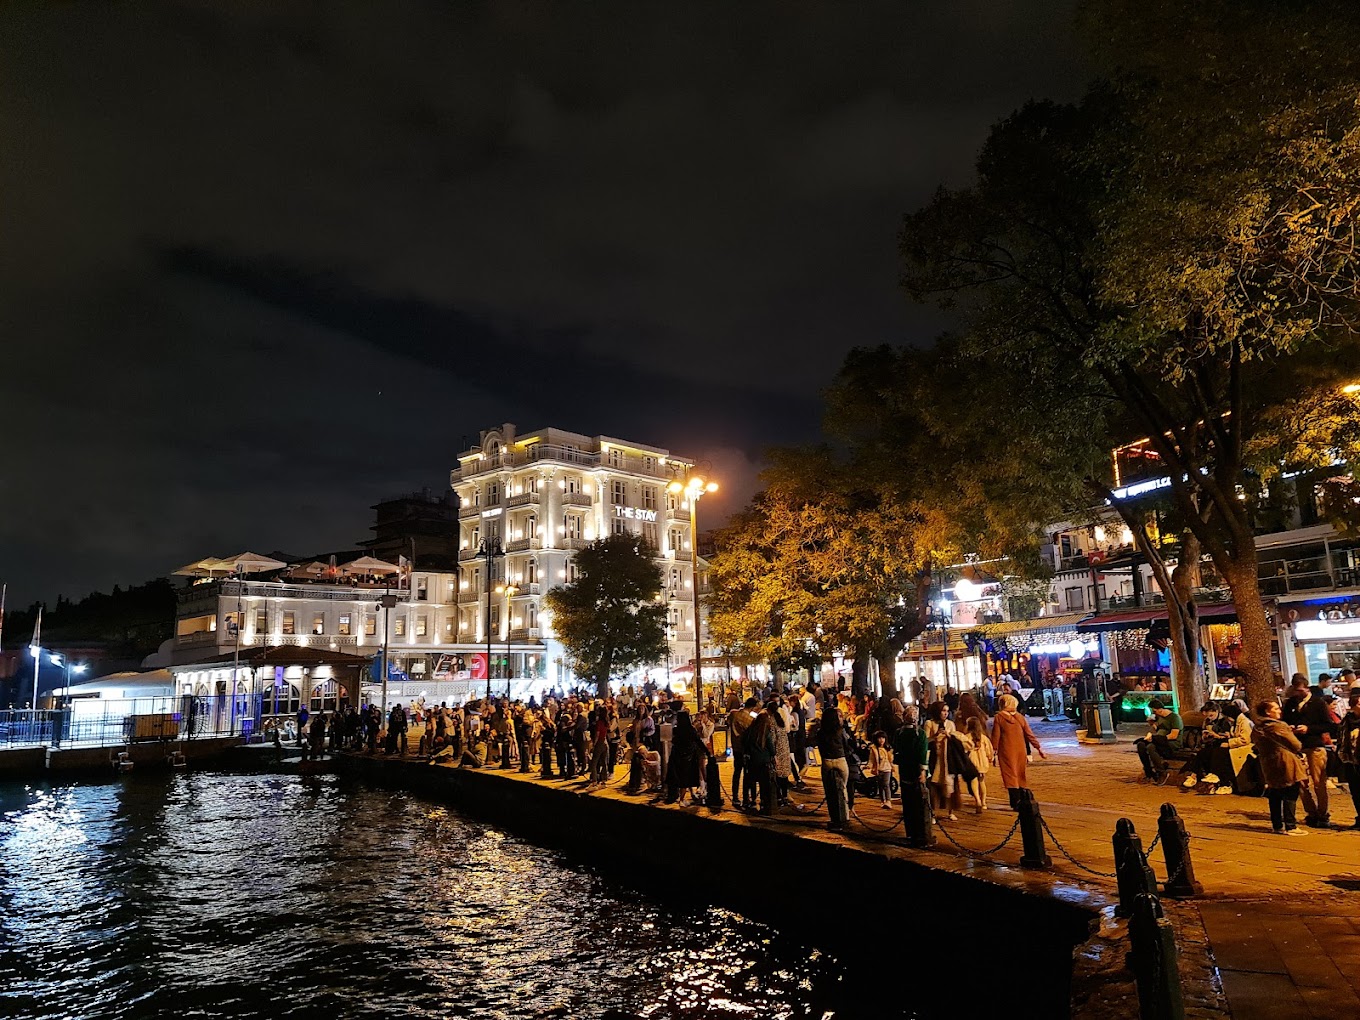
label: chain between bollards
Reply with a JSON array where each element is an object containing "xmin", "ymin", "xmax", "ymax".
[
  {"xmin": 935, "ymin": 813, "xmax": 1023, "ymax": 857},
  {"xmin": 1038, "ymin": 814, "xmax": 1117, "ymax": 878}
]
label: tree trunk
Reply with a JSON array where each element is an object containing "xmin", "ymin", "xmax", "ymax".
[
  {"xmin": 851, "ymin": 651, "xmax": 870, "ymax": 697},
  {"xmin": 1221, "ymin": 552, "xmax": 1276, "ymax": 709},
  {"xmin": 1168, "ymin": 535, "xmax": 1205, "ymax": 716},
  {"xmin": 875, "ymin": 648, "xmax": 901, "ymax": 702}
]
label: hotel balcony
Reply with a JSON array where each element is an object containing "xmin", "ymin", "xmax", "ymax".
[
  {"xmin": 505, "ymin": 537, "xmax": 543, "ymax": 553},
  {"xmin": 458, "ymin": 503, "xmax": 483, "ymax": 520},
  {"xmin": 506, "ymin": 491, "xmax": 541, "ymax": 508},
  {"xmin": 507, "ymin": 628, "xmax": 542, "ymax": 643},
  {"xmin": 561, "ymin": 491, "xmax": 593, "ymax": 508},
  {"xmin": 561, "ymin": 538, "xmax": 590, "ymax": 551},
  {"xmin": 666, "ymin": 505, "xmax": 691, "ymax": 521},
  {"xmin": 458, "ymin": 548, "xmax": 482, "ymax": 562}
]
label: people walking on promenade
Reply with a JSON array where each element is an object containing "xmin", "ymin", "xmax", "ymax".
[
  {"xmin": 1283, "ymin": 675, "xmax": 1337, "ymax": 827},
  {"xmin": 729, "ymin": 697, "xmax": 757, "ymax": 810},
  {"xmin": 770, "ymin": 703, "xmax": 794, "ymax": 806},
  {"xmin": 588, "ymin": 704, "xmax": 611, "ymax": 786},
  {"xmin": 991, "ymin": 694, "xmax": 1044, "ymax": 809},
  {"xmin": 388, "ymin": 703, "xmax": 408, "ymax": 756},
  {"xmin": 1134, "ymin": 698, "xmax": 1182, "ymax": 783},
  {"xmin": 868, "ymin": 731, "xmax": 894, "ymax": 807},
  {"xmin": 960, "ymin": 715, "xmax": 992, "ymax": 813},
  {"xmin": 665, "ymin": 711, "xmax": 708, "ymax": 805},
  {"xmin": 743, "ymin": 706, "xmax": 777, "ymax": 814},
  {"xmin": 1338, "ymin": 691, "xmax": 1360, "ymax": 829},
  {"xmin": 1252, "ymin": 699, "xmax": 1309, "ymax": 835},
  {"xmin": 818, "ymin": 706, "xmax": 850, "ymax": 831},
  {"xmin": 556, "ymin": 709, "xmax": 576, "ymax": 779},
  {"xmin": 925, "ymin": 701, "xmax": 961, "ymax": 820}
]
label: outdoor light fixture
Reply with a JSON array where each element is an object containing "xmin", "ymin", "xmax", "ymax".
[
  {"xmin": 952, "ymin": 576, "xmax": 980, "ymax": 602},
  {"xmin": 667, "ymin": 474, "xmax": 718, "ymax": 708}
]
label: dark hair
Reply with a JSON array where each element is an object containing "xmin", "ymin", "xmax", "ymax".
[
  {"xmin": 927, "ymin": 701, "xmax": 948, "ymax": 723},
  {"xmin": 1201, "ymin": 701, "xmax": 1218, "ymax": 713},
  {"xmin": 871, "ymin": 729, "xmax": 886, "ymax": 742},
  {"xmin": 1255, "ymin": 699, "xmax": 1277, "ymax": 718},
  {"xmin": 1223, "ymin": 702, "xmax": 1243, "ymax": 720}
]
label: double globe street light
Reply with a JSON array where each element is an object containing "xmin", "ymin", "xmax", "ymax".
[{"xmin": 667, "ymin": 475, "xmax": 718, "ymax": 712}]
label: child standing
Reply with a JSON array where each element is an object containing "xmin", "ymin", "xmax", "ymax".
[
  {"xmin": 962, "ymin": 715, "xmax": 994, "ymax": 813},
  {"xmin": 868, "ymin": 730, "xmax": 895, "ymax": 808}
]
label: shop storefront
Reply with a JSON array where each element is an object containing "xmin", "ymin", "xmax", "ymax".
[
  {"xmin": 975, "ymin": 612, "xmax": 1098, "ymax": 714},
  {"xmin": 1076, "ymin": 602, "xmax": 1238, "ymax": 715},
  {"xmin": 1278, "ymin": 596, "xmax": 1360, "ymax": 678}
]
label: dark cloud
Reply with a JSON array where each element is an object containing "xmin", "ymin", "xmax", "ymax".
[{"xmin": 0, "ymin": 0, "xmax": 1088, "ymax": 607}]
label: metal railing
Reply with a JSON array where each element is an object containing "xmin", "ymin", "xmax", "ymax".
[{"xmin": 0, "ymin": 695, "xmax": 259, "ymax": 748}]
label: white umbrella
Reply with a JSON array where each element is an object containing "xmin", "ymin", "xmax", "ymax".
[
  {"xmin": 172, "ymin": 556, "xmax": 233, "ymax": 578},
  {"xmin": 221, "ymin": 552, "xmax": 287, "ymax": 575},
  {"xmin": 343, "ymin": 555, "xmax": 401, "ymax": 574}
]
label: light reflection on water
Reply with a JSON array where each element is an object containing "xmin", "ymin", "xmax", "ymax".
[{"xmin": 0, "ymin": 772, "xmax": 919, "ymax": 1019}]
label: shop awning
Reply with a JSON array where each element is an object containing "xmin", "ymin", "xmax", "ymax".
[
  {"xmin": 1077, "ymin": 602, "xmax": 1237, "ymax": 632},
  {"xmin": 977, "ymin": 611, "xmax": 1089, "ymax": 638}
]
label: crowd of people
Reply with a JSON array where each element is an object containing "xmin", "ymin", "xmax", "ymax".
[
  {"xmin": 1133, "ymin": 669, "xmax": 1360, "ymax": 835},
  {"xmin": 265, "ymin": 663, "xmax": 1360, "ymax": 842}
]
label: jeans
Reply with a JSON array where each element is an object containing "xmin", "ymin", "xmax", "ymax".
[
  {"xmin": 1136, "ymin": 735, "xmax": 1176, "ymax": 777},
  {"xmin": 877, "ymin": 773, "xmax": 892, "ymax": 805},
  {"xmin": 1299, "ymin": 747, "xmax": 1330, "ymax": 823},
  {"xmin": 1268, "ymin": 783, "xmax": 1301, "ymax": 831},
  {"xmin": 822, "ymin": 756, "xmax": 849, "ymax": 827},
  {"xmin": 731, "ymin": 750, "xmax": 750, "ymax": 806}
]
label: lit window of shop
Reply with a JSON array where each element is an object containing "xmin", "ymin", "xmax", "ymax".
[
  {"xmin": 338, "ymin": 614, "xmax": 351, "ymax": 636},
  {"xmin": 282, "ymin": 612, "xmax": 296, "ymax": 635}
]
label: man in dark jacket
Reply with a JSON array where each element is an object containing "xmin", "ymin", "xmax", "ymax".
[
  {"xmin": 1284, "ymin": 677, "xmax": 1339, "ymax": 827},
  {"xmin": 818, "ymin": 707, "xmax": 849, "ymax": 830}
]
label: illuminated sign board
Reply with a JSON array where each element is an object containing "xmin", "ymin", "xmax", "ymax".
[
  {"xmin": 1108, "ymin": 477, "xmax": 1172, "ymax": 501},
  {"xmin": 612, "ymin": 505, "xmax": 658, "ymax": 523}
]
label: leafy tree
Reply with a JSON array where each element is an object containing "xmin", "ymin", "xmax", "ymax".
[
  {"xmin": 542, "ymin": 534, "xmax": 667, "ymax": 693},
  {"xmin": 897, "ymin": 3, "xmax": 1360, "ymax": 708},
  {"xmin": 709, "ymin": 447, "xmax": 950, "ymax": 699}
]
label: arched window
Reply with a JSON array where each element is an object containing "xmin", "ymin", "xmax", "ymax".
[
  {"xmin": 527, "ymin": 558, "xmax": 538, "ymax": 583},
  {"xmin": 527, "ymin": 514, "xmax": 537, "ymax": 538},
  {"xmin": 528, "ymin": 603, "xmax": 538, "ymax": 629}
]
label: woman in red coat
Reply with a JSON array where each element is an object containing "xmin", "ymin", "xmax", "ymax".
[{"xmin": 991, "ymin": 693, "xmax": 1045, "ymax": 809}]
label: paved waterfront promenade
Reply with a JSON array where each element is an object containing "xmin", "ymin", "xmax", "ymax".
[{"xmin": 404, "ymin": 719, "xmax": 1360, "ymax": 1020}]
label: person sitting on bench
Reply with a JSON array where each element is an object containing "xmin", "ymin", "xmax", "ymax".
[{"xmin": 1136, "ymin": 698, "xmax": 1182, "ymax": 782}]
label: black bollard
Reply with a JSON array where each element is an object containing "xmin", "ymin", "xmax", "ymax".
[
  {"xmin": 1127, "ymin": 893, "xmax": 1185, "ymax": 1020},
  {"xmin": 626, "ymin": 746, "xmax": 644, "ymax": 794},
  {"xmin": 902, "ymin": 777, "xmax": 935, "ymax": 848},
  {"xmin": 1113, "ymin": 818, "xmax": 1158, "ymax": 918},
  {"xmin": 705, "ymin": 755, "xmax": 723, "ymax": 808},
  {"xmin": 539, "ymin": 741, "xmax": 554, "ymax": 779},
  {"xmin": 519, "ymin": 739, "xmax": 531, "ymax": 774},
  {"xmin": 1157, "ymin": 803, "xmax": 1203, "ymax": 898},
  {"xmin": 1017, "ymin": 789, "xmax": 1052, "ymax": 868}
]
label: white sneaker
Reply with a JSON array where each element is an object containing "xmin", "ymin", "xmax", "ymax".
[
  {"xmin": 1212, "ymin": 786, "xmax": 1233, "ymax": 795},
  {"xmin": 1327, "ymin": 778, "xmax": 1340, "ymax": 789},
  {"xmin": 1181, "ymin": 776, "xmax": 1199, "ymax": 789},
  {"xmin": 1201, "ymin": 773, "xmax": 1219, "ymax": 786},
  {"xmin": 1286, "ymin": 828, "xmax": 1310, "ymax": 836}
]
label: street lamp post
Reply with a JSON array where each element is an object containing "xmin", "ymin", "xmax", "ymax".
[
  {"xmin": 377, "ymin": 591, "xmax": 400, "ymax": 717},
  {"xmin": 668, "ymin": 475, "xmax": 718, "ymax": 713},
  {"xmin": 479, "ymin": 537, "xmax": 504, "ymax": 703},
  {"xmin": 49, "ymin": 653, "xmax": 87, "ymax": 705},
  {"xmin": 503, "ymin": 583, "xmax": 519, "ymax": 700}
]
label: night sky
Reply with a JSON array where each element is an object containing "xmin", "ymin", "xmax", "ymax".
[{"xmin": 1, "ymin": 2, "xmax": 1087, "ymax": 608}]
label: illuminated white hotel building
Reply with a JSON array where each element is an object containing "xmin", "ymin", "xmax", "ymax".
[{"xmin": 451, "ymin": 423, "xmax": 711, "ymax": 690}]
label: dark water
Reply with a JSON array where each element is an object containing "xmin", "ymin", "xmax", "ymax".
[{"xmin": 0, "ymin": 771, "xmax": 916, "ymax": 1020}]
